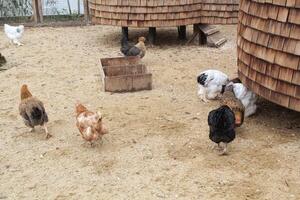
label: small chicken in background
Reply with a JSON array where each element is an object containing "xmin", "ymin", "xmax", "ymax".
[
  {"xmin": 0, "ymin": 53, "xmax": 6, "ymax": 67},
  {"xmin": 4, "ymin": 24, "xmax": 24, "ymax": 46},
  {"xmin": 121, "ymin": 36, "xmax": 146, "ymax": 58},
  {"xmin": 197, "ymin": 69, "xmax": 229, "ymax": 102},
  {"xmin": 220, "ymin": 84, "xmax": 245, "ymax": 127},
  {"xmin": 19, "ymin": 84, "xmax": 51, "ymax": 139},
  {"xmin": 232, "ymin": 83, "xmax": 258, "ymax": 117},
  {"xmin": 208, "ymin": 105, "xmax": 236, "ymax": 155},
  {"xmin": 75, "ymin": 103, "xmax": 108, "ymax": 147}
]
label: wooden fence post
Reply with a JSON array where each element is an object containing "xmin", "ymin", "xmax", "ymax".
[
  {"xmin": 31, "ymin": 0, "xmax": 43, "ymax": 23},
  {"xmin": 83, "ymin": 0, "xmax": 90, "ymax": 23},
  {"xmin": 37, "ymin": 0, "xmax": 43, "ymax": 23},
  {"xmin": 32, "ymin": 0, "xmax": 38, "ymax": 23}
]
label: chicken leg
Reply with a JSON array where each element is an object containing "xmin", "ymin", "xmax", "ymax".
[
  {"xmin": 219, "ymin": 142, "xmax": 228, "ymax": 156},
  {"xmin": 43, "ymin": 123, "xmax": 52, "ymax": 139}
]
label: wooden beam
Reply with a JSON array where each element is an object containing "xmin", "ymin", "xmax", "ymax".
[
  {"xmin": 31, "ymin": 0, "xmax": 43, "ymax": 23},
  {"xmin": 83, "ymin": 0, "xmax": 90, "ymax": 23},
  {"xmin": 31, "ymin": 0, "xmax": 38, "ymax": 23},
  {"xmin": 37, "ymin": 0, "xmax": 43, "ymax": 23},
  {"xmin": 178, "ymin": 25, "xmax": 186, "ymax": 40},
  {"xmin": 148, "ymin": 27, "xmax": 156, "ymax": 45}
]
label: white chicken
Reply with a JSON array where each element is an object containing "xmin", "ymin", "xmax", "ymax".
[
  {"xmin": 4, "ymin": 24, "xmax": 24, "ymax": 46},
  {"xmin": 197, "ymin": 69, "xmax": 229, "ymax": 102},
  {"xmin": 232, "ymin": 83, "xmax": 257, "ymax": 117}
]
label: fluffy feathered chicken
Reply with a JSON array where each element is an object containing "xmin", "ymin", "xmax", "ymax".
[
  {"xmin": 220, "ymin": 84, "xmax": 245, "ymax": 127},
  {"xmin": 208, "ymin": 105, "xmax": 236, "ymax": 155},
  {"xmin": 232, "ymin": 83, "xmax": 257, "ymax": 117},
  {"xmin": 0, "ymin": 53, "xmax": 6, "ymax": 67},
  {"xmin": 75, "ymin": 103, "xmax": 108, "ymax": 146},
  {"xmin": 19, "ymin": 84, "xmax": 51, "ymax": 139},
  {"xmin": 120, "ymin": 36, "xmax": 146, "ymax": 58},
  {"xmin": 4, "ymin": 24, "xmax": 24, "ymax": 46},
  {"xmin": 197, "ymin": 69, "xmax": 229, "ymax": 102}
]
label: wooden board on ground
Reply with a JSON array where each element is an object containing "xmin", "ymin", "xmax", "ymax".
[
  {"xmin": 207, "ymin": 32, "xmax": 227, "ymax": 47},
  {"xmin": 187, "ymin": 24, "xmax": 227, "ymax": 47}
]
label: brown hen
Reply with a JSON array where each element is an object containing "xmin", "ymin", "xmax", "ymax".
[
  {"xmin": 19, "ymin": 84, "xmax": 51, "ymax": 139},
  {"xmin": 75, "ymin": 103, "xmax": 108, "ymax": 146}
]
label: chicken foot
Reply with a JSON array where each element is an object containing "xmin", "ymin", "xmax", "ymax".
[{"xmin": 218, "ymin": 142, "xmax": 228, "ymax": 156}]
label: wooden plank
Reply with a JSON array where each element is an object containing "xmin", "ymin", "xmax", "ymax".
[
  {"xmin": 132, "ymin": 74, "xmax": 152, "ymax": 91},
  {"xmin": 84, "ymin": 0, "xmax": 90, "ymax": 23},
  {"xmin": 104, "ymin": 76, "xmax": 133, "ymax": 92},
  {"xmin": 37, "ymin": 0, "xmax": 43, "ymax": 23},
  {"xmin": 31, "ymin": 0, "xmax": 38, "ymax": 23},
  {"xmin": 101, "ymin": 56, "xmax": 140, "ymax": 67}
]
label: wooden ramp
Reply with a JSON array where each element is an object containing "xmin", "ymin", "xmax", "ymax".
[{"xmin": 187, "ymin": 24, "xmax": 227, "ymax": 47}]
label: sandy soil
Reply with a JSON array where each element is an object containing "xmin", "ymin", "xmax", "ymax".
[{"xmin": 0, "ymin": 25, "xmax": 300, "ymax": 200}]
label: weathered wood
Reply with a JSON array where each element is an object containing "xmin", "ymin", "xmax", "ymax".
[
  {"xmin": 237, "ymin": 0, "xmax": 300, "ymax": 112},
  {"xmin": 88, "ymin": 0, "xmax": 239, "ymax": 27},
  {"xmin": 31, "ymin": 0, "xmax": 38, "ymax": 23},
  {"xmin": 32, "ymin": 0, "xmax": 43, "ymax": 23},
  {"xmin": 83, "ymin": 0, "xmax": 90, "ymax": 23},
  {"xmin": 178, "ymin": 25, "xmax": 187, "ymax": 40},
  {"xmin": 37, "ymin": 0, "xmax": 43, "ymax": 23},
  {"xmin": 148, "ymin": 27, "xmax": 156, "ymax": 44},
  {"xmin": 199, "ymin": 29, "xmax": 207, "ymax": 45},
  {"xmin": 100, "ymin": 57, "xmax": 152, "ymax": 92},
  {"xmin": 207, "ymin": 32, "xmax": 227, "ymax": 47}
]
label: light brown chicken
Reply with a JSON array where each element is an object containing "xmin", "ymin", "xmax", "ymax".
[
  {"xmin": 19, "ymin": 84, "xmax": 51, "ymax": 139},
  {"xmin": 75, "ymin": 103, "xmax": 108, "ymax": 146},
  {"xmin": 220, "ymin": 84, "xmax": 245, "ymax": 127}
]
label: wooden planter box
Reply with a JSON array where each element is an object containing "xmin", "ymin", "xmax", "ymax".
[{"xmin": 100, "ymin": 56, "xmax": 152, "ymax": 92}]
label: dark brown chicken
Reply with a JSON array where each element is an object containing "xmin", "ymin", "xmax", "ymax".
[
  {"xmin": 120, "ymin": 36, "xmax": 146, "ymax": 58},
  {"xmin": 19, "ymin": 84, "xmax": 51, "ymax": 139},
  {"xmin": 220, "ymin": 84, "xmax": 245, "ymax": 127}
]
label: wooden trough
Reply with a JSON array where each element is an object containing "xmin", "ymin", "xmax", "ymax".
[
  {"xmin": 237, "ymin": 0, "xmax": 300, "ymax": 112},
  {"xmin": 100, "ymin": 56, "xmax": 152, "ymax": 92}
]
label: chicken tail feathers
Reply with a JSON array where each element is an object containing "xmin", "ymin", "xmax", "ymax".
[
  {"xmin": 31, "ymin": 107, "xmax": 42, "ymax": 120},
  {"xmin": 31, "ymin": 106, "xmax": 48, "ymax": 124}
]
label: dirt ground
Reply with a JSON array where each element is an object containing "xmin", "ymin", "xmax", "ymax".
[{"xmin": 0, "ymin": 25, "xmax": 300, "ymax": 200}]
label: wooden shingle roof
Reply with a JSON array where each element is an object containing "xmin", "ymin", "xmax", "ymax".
[
  {"xmin": 88, "ymin": 0, "xmax": 239, "ymax": 27},
  {"xmin": 237, "ymin": 0, "xmax": 300, "ymax": 111}
]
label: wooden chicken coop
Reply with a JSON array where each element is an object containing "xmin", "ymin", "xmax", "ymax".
[
  {"xmin": 88, "ymin": 0, "xmax": 239, "ymax": 44},
  {"xmin": 237, "ymin": 0, "xmax": 300, "ymax": 112}
]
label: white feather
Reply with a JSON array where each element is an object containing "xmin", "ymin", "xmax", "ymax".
[
  {"xmin": 233, "ymin": 83, "xmax": 257, "ymax": 117},
  {"xmin": 4, "ymin": 24, "xmax": 24, "ymax": 45},
  {"xmin": 197, "ymin": 69, "xmax": 229, "ymax": 101}
]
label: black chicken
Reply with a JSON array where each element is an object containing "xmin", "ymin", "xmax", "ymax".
[
  {"xmin": 208, "ymin": 105, "xmax": 236, "ymax": 155},
  {"xmin": 120, "ymin": 36, "xmax": 146, "ymax": 58}
]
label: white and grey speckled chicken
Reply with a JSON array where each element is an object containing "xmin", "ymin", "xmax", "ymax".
[
  {"xmin": 197, "ymin": 69, "xmax": 229, "ymax": 102},
  {"xmin": 232, "ymin": 83, "xmax": 258, "ymax": 117},
  {"xmin": 4, "ymin": 24, "xmax": 24, "ymax": 46}
]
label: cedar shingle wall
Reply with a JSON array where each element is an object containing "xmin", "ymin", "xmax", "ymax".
[
  {"xmin": 88, "ymin": 0, "xmax": 239, "ymax": 27},
  {"xmin": 237, "ymin": 0, "xmax": 300, "ymax": 111}
]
